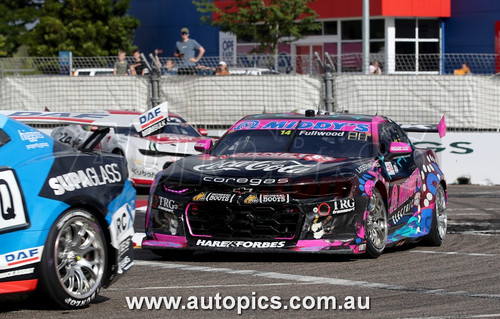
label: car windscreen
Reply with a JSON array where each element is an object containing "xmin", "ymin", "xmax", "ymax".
[
  {"xmin": 211, "ymin": 129, "xmax": 372, "ymax": 158},
  {"xmin": 115, "ymin": 117, "xmax": 199, "ymax": 137}
]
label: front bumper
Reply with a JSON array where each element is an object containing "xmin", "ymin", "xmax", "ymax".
[
  {"xmin": 142, "ymin": 235, "xmax": 366, "ymax": 254},
  {"xmin": 143, "ymin": 187, "xmax": 371, "ymax": 254}
]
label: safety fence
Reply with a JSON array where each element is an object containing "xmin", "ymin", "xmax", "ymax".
[
  {"xmin": 0, "ymin": 76, "xmax": 150, "ymax": 112},
  {"xmin": 1, "ymin": 73, "xmax": 500, "ymax": 131},
  {"xmin": 334, "ymin": 75, "xmax": 500, "ymax": 130}
]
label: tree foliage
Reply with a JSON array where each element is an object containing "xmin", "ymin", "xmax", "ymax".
[
  {"xmin": 0, "ymin": 0, "xmax": 41, "ymax": 56},
  {"xmin": 27, "ymin": 0, "xmax": 140, "ymax": 56},
  {"xmin": 193, "ymin": 0, "xmax": 321, "ymax": 54},
  {"xmin": 0, "ymin": 35, "xmax": 7, "ymax": 56}
]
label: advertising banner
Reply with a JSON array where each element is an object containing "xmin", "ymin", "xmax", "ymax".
[
  {"xmin": 219, "ymin": 32, "xmax": 236, "ymax": 65},
  {"xmin": 409, "ymin": 132, "xmax": 500, "ymax": 185}
]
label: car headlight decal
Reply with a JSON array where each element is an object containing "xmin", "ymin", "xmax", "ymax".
[{"xmin": 163, "ymin": 184, "xmax": 189, "ymax": 194}]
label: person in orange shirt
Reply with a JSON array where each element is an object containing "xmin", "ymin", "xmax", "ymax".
[{"xmin": 454, "ymin": 62, "xmax": 471, "ymax": 75}]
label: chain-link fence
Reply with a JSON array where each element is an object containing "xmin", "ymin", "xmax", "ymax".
[
  {"xmin": 160, "ymin": 75, "xmax": 321, "ymax": 127},
  {"xmin": 0, "ymin": 55, "xmax": 300, "ymax": 76},
  {"xmin": 0, "ymin": 76, "xmax": 150, "ymax": 111},
  {"xmin": 333, "ymin": 75, "xmax": 500, "ymax": 130},
  {"xmin": 1, "ymin": 53, "xmax": 498, "ymax": 76}
]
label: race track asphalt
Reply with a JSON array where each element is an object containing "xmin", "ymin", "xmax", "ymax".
[{"xmin": 2, "ymin": 185, "xmax": 499, "ymax": 319}]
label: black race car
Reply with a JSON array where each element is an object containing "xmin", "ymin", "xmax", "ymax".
[{"xmin": 142, "ymin": 112, "xmax": 447, "ymax": 258}]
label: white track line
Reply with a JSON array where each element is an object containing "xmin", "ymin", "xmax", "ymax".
[
  {"xmin": 454, "ymin": 231, "xmax": 500, "ymax": 237},
  {"xmin": 108, "ymin": 282, "xmax": 314, "ymax": 291},
  {"xmin": 410, "ymin": 250, "xmax": 496, "ymax": 257},
  {"xmin": 448, "ymin": 208, "xmax": 499, "ymax": 211},
  {"xmin": 451, "ymin": 192, "xmax": 500, "ymax": 196},
  {"xmin": 133, "ymin": 260, "xmax": 500, "ymax": 300}
]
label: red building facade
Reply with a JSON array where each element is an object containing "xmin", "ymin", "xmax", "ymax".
[{"xmin": 220, "ymin": 0, "xmax": 451, "ymax": 73}]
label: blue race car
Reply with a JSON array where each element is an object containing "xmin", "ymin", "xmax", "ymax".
[{"xmin": 0, "ymin": 115, "xmax": 136, "ymax": 308}]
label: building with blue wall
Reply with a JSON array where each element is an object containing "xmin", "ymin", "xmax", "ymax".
[
  {"xmin": 129, "ymin": 0, "xmax": 220, "ymax": 57},
  {"xmin": 129, "ymin": 0, "xmax": 500, "ymax": 73},
  {"xmin": 444, "ymin": 0, "xmax": 500, "ymax": 53}
]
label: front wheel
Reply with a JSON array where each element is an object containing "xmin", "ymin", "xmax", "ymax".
[
  {"xmin": 365, "ymin": 189, "xmax": 388, "ymax": 258},
  {"xmin": 38, "ymin": 209, "xmax": 107, "ymax": 309},
  {"xmin": 425, "ymin": 184, "xmax": 447, "ymax": 246}
]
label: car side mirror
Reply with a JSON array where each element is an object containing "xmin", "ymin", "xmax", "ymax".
[
  {"xmin": 198, "ymin": 128, "xmax": 208, "ymax": 136},
  {"xmin": 194, "ymin": 139, "xmax": 212, "ymax": 153},
  {"xmin": 389, "ymin": 142, "xmax": 412, "ymax": 155}
]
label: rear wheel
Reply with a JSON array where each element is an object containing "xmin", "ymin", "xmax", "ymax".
[
  {"xmin": 39, "ymin": 209, "xmax": 107, "ymax": 309},
  {"xmin": 425, "ymin": 184, "xmax": 447, "ymax": 246},
  {"xmin": 365, "ymin": 189, "xmax": 388, "ymax": 258}
]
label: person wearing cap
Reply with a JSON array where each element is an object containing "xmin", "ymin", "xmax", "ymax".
[
  {"xmin": 195, "ymin": 61, "xmax": 231, "ymax": 76},
  {"xmin": 174, "ymin": 27, "xmax": 205, "ymax": 72},
  {"xmin": 215, "ymin": 61, "xmax": 230, "ymax": 76}
]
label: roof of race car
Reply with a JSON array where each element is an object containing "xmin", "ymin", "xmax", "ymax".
[
  {"xmin": 228, "ymin": 112, "xmax": 389, "ymax": 134},
  {"xmin": 241, "ymin": 112, "xmax": 384, "ymax": 123},
  {"xmin": 0, "ymin": 110, "xmax": 185, "ymax": 127}
]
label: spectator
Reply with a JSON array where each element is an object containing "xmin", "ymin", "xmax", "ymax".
[
  {"xmin": 215, "ymin": 61, "xmax": 230, "ymax": 76},
  {"xmin": 175, "ymin": 27, "xmax": 205, "ymax": 74},
  {"xmin": 130, "ymin": 49, "xmax": 147, "ymax": 76},
  {"xmin": 195, "ymin": 61, "xmax": 230, "ymax": 76},
  {"xmin": 369, "ymin": 61, "xmax": 382, "ymax": 75},
  {"xmin": 195, "ymin": 65, "xmax": 215, "ymax": 76},
  {"xmin": 154, "ymin": 50, "xmax": 178, "ymax": 75},
  {"xmin": 163, "ymin": 59, "xmax": 178, "ymax": 75},
  {"xmin": 113, "ymin": 50, "xmax": 128, "ymax": 75},
  {"xmin": 454, "ymin": 63, "xmax": 471, "ymax": 75}
]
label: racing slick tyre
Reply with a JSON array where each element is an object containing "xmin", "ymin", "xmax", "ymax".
[
  {"xmin": 425, "ymin": 184, "xmax": 447, "ymax": 246},
  {"xmin": 365, "ymin": 189, "xmax": 388, "ymax": 258},
  {"xmin": 38, "ymin": 209, "xmax": 107, "ymax": 309}
]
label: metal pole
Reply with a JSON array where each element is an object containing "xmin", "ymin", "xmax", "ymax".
[
  {"xmin": 151, "ymin": 74, "xmax": 160, "ymax": 108},
  {"xmin": 148, "ymin": 53, "xmax": 162, "ymax": 108},
  {"xmin": 315, "ymin": 51, "xmax": 334, "ymax": 113},
  {"xmin": 362, "ymin": 0, "xmax": 370, "ymax": 74},
  {"xmin": 324, "ymin": 68, "xmax": 334, "ymax": 113}
]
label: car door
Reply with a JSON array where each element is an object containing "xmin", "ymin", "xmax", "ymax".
[{"xmin": 378, "ymin": 122, "xmax": 419, "ymax": 229}]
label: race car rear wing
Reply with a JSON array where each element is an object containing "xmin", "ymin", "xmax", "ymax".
[
  {"xmin": 401, "ymin": 116, "xmax": 446, "ymax": 138},
  {"xmin": 78, "ymin": 127, "xmax": 110, "ymax": 152}
]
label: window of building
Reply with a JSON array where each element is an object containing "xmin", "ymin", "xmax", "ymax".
[
  {"xmin": 418, "ymin": 19, "xmax": 440, "ymax": 39},
  {"xmin": 395, "ymin": 42, "xmax": 416, "ymax": 71},
  {"xmin": 341, "ymin": 42, "xmax": 362, "ymax": 71},
  {"xmin": 370, "ymin": 19, "xmax": 385, "ymax": 39},
  {"xmin": 303, "ymin": 24, "xmax": 323, "ymax": 36},
  {"xmin": 396, "ymin": 19, "xmax": 416, "ymax": 38},
  {"xmin": 395, "ymin": 18, "xmax": 440, "ymax": 73},
  {"xmin": 370, "ymin": 41, "xmax": 385, "ymax": 54},
  {"xmin": 324, "ymin": 21, "xmax": 337, "ymax": 35},
  {"xmin": 342, "ymin": 20, "xmax": 362, "ymax": 40},
  {"xmin": 418, "ymin": 42, "xmax": 440, "ymax": 71}
]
